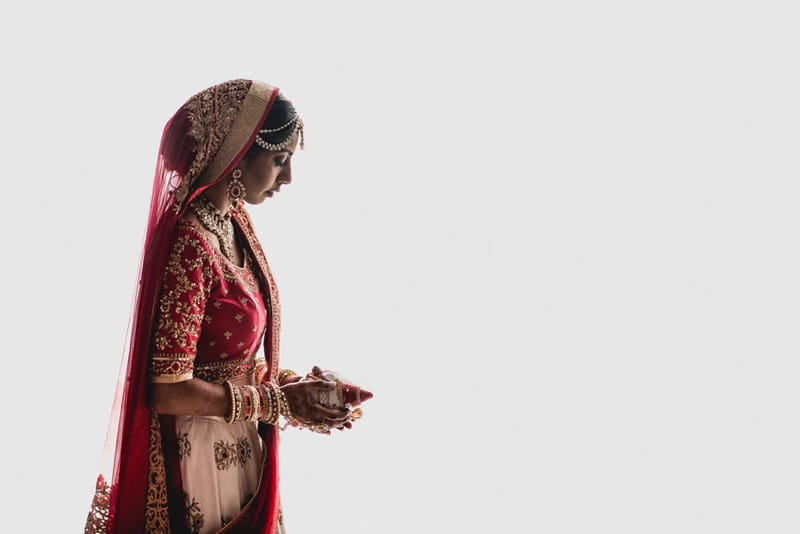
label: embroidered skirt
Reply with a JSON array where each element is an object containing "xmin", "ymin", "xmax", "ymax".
[{"xmin": 174, "ymin": 415, "xmax": 286, "ymax": 533}]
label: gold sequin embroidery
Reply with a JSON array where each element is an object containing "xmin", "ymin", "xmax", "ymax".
[
  {"xmin": 83, "ymin": 474, "xmax": 110, "ymax": 534},
  {"xmin": 150, "ymin": 228, "xmax": 215, "ymax": 382},
  {"xmin": 145, "ymin": 411, "xmax": 171, "ymax": 532}
]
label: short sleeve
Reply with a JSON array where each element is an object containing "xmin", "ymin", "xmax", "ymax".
[{"xmin": 149, "ymin": 225, "xmax": 215, "ymax": 383}]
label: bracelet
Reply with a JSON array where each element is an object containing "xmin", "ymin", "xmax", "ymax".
[
  {"xmin": 270, "ymin": 382, "xmax": 286, "ymax": 423},
  {"xmin": 241, "ymin": 386, "xmax": 253, "ymax": 421},
  {"xmin": 232, "ymin": 384, "xmax": 243, "ymax": 423},
  {"xmin": 258, "ymin": 384, "xmax": 273, "ymax": 423},
  {"xmin": 276, "ymin": 385, "xmax": 292, "ymax": 420},
  {"xmin": 244, "ymin": 385, "xmax": 261, "ymax": 422},
  {"xmin": 223, "ymin": 381, "xmax": 236, "ymax": 424},
  {"xmin": 278, "ymin": 368, "xmax": 297, "ymax": 383},
  {"xmin": 263, "ymin": 382, "xmax": 281, "ymax": 425}
]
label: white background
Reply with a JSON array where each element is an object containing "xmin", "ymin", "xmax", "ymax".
[{"xmin": 1, "ymin": 1, "xmax": 798, "ymax": 532}]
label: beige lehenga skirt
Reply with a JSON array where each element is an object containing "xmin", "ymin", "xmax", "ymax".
[{"xmin": 174, "ymin": 415, "xmax": 286, "ymax": 534}]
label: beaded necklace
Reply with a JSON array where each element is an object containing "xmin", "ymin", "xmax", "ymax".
[{"xmin": 188, "ymin": 195, "xmax": 235, "ymax": 261}]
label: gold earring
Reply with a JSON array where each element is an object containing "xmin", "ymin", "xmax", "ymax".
[{"xmin": 228, "ymin": 169, "xmax": 246, "ymax": 208}]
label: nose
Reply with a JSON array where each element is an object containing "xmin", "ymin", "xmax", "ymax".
[{"xmin": 281, "ymin": 161, "xmax": 292, "ymax": 185}]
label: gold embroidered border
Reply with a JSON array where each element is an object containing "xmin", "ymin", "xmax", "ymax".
[
  {"xmin": 254, "ymin": 359, "xmax": 268, "ymax": 384},
  {"xmin": 145, "ymin": 411, "xmax": 171, "ymax": 532},
  {"xmin": 179, "ymin": 220, "xmax": 261, "ymax": 293},
  {"xmin": 194, "ymin": 82, "xmax": 277, "ymax": 189},
  {"xmin": 150, "ymin": 352, "xmax": 195, "ymax": 382},
  {"xmin": 150, "ymin": 372, "xmax": 194, "ymax": 384},
  {"xmin": 194, "ymin": 358, "xmax": 256, "ymax": 384},
  {"xmin": 152, "ymin": 230, "xmax": 214, "ymax": 354},
  {"xmin": 83, "ymin": 474, "xmax": 110, "ymax": 533},
  {"xmin": 234, "ymin": 207, "xmax": 281, "ymax": 383}
]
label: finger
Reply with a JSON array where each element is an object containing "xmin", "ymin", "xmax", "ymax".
[
  {"xmin": 317, "ymin": 411, "xmax": 349, "ymax": 424},
  {"xmin": 324, "ymin": 417, "xmax": 344, "ymax": 425},
  {"xmin": 322, "ymin": 413, "xmax": 350, "ymax": 424},
  {"xmin": 307, "ymin": 381, "xmax": 337, "ymax": 391},
  {"xmin": 323, "ymin": 412, "xmax": 350, "ymax": 422},
  {"xmin": 314, "ymin": 405, "xmax": 350, "ymax": 418}
]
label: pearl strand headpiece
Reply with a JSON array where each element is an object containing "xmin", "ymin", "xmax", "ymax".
[{"xmin": 253, "ymin": 116, "xmax": 305, "ymax": 151}]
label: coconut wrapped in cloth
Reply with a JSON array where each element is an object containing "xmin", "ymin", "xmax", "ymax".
[{"xmin": 305, "ymin": 366, "xmax": 374, "ymax": 408}]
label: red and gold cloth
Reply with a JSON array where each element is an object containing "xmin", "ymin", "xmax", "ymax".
[
  {"xmin": 149, "ymin": 219, "xmax": 268, "ymax": 386},
  {"xmin": 84, "ymin": 80, "xmax": 286, "ymax": 534}
]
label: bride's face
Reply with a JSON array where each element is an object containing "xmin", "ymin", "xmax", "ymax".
[{"xmin": 240, "ymin": 134, "xmax": 299, "ymax": 204}]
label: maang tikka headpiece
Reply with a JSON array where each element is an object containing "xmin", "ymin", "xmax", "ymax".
[{"xmin": 253, "ymin": 115, "xmax": 305, "ymax": 151}]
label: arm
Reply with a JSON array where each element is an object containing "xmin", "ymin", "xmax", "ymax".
[
  {"xmin": 151, "ymin": 379, "xmax": 229, "ymax": 417},
  {"xmin": 152, "ymin": 375, "xmax": 349, "ymax": 428},
  {"xmin": 148, "ymin": 225, "xmax": 218, "ymax": 409}
]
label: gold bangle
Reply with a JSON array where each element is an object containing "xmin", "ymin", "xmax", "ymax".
[
  {"xmin": 223, "ymin": 381, "xmax": 236, "ymax": 424},
  {"xmin": 276, "ymin": 385, "xmax": 291, "ymax": 420},
  {"xmin": 245, "ymin": 385, "xmax": 260, "ymax": 422},
  {"xmin": 278, "ymin": 369, "xmax": 297, "ymax": 383},
  {"xmin": 258, "ymin": 384, "xmax": 272, "ymax": 423},
  {"xmin": 241, "ymin": 386, "xmax": 252, "ymax": 421},
  {"xmin": 265, "ymin": 382, "xmax": 280, "ymax": 425},
  {"xmin": 233, "ymin": 385, "xmax": 243, "ymax": 423}
]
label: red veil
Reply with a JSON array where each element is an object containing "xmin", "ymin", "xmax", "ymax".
[{"xmin": 85, "ymin": 80, "xmax": 282, "ymax": 533}]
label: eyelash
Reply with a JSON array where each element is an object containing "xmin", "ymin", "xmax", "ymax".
[{"xmin": 274, "ymin": 158, "xmax": 288, "ymax": 167}]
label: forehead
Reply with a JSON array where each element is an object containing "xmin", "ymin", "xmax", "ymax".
[
  {"xmin": 282, "ymin": 134, "xmax": 300, "ymax": 154},
  {"xmin": 252, "ymin": 131, "xmax": 299, "ymax": 159}
]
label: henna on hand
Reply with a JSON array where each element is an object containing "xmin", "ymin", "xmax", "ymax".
[{"xmin": 281, "ymin": 380, "xmax": 349, "ymax": 427}]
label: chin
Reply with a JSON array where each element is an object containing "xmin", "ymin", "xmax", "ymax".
[{"xmin": 248, "ymin": 197, "xmax": 267, "ymax": 205}]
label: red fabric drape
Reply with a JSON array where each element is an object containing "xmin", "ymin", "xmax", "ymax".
[{"xmin": 96, "ymin": 81, "xmax": 280, "ymax": 533}]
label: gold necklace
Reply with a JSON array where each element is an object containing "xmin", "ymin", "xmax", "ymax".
[{"xmin": 189, "ymin": 195, "xmax": 235, "ymax": 261}]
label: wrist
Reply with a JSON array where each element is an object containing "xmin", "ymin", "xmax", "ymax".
[{"xmin": 278, "ymin": 368, "xmax": 298, "ymax": 386}]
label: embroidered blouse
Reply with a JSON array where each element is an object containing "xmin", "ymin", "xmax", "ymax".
[{"xmin": 149, "ymin": 219, "xmax": 269, "ymax": 384}]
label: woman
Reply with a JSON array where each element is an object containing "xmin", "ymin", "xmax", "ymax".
[{"xmin": 84, "ymin": 79, "xmax": 364, "ymax": 533}]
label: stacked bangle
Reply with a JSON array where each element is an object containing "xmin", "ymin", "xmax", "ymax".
[
  {"xmin": 258, "ymin": 384, "xmax": 273, "ymax": 423},
  {"xmin": 241, "ymin": 387, "xmax": 253, "ymax": 421},
  {"xmin": 264, "ymin": 382, "xmax": 282, "ymax": 425},
  {"xmin": 223, "ymin": 381, "xmax": 237, "ymax": 424},
  {"xmin": 248, "ymin": 385, "xmax": 261, "ymax": 423},
  {"xmin": 278, "ymin": 368, "xmax": 297, "ymax": 383},
  {"xmin": 233, "ymin": 385, "xmax": 243, "ymax": 423},
  {"xmin": 223, "ymin": 380, "xmax": 292, "ymax": 426},
  {"xmin": 276, "ymin": 387, "xmax": 291, "ymax": 419}
]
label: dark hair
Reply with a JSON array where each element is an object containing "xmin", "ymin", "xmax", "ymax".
[{"xmin": 243, "ymin": 93, "xmax": 300, "ymax": 159}]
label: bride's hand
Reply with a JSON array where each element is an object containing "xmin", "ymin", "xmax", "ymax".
[{"xmin": 281, "ymin": 380, "xmax": 350, "ymax": 431}]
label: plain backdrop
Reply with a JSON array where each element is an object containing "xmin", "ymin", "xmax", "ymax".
[{"xmin": 1, "ymin": 1, "xmax": 799, "ymax": 532}]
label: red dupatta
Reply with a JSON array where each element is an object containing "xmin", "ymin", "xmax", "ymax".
[{"xmin": 84, "ymin": 79, "xmax": 282, "ymax": 533}]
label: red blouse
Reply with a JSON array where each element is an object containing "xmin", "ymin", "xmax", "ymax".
[{"xmin": 149, "ymin": 219, "xmax": 269, "ymax": 384}]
